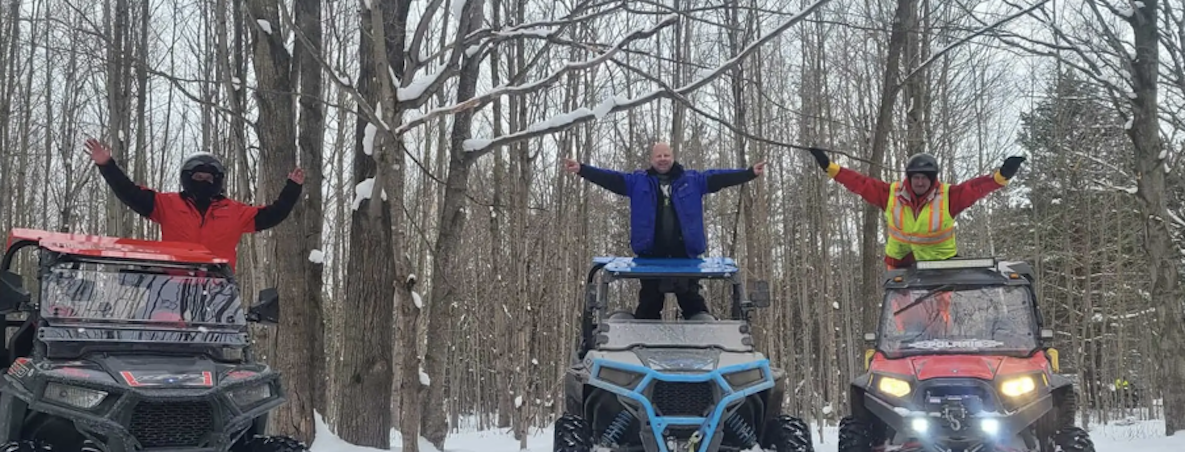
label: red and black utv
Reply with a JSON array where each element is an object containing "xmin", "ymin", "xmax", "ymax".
[{"xmin": 840, "ymin": 258, "xmax": 1094, "ymax": 452}]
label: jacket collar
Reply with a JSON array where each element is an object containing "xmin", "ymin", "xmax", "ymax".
[{"xmin": 646, "ymin": 161, "xmax": 685, "ymax": 178}]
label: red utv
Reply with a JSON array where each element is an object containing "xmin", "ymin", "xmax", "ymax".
[
  {"xmin": 0, "ymin": 228, "xmax": 302, "ymax": 451},
  {"xmin": 840, "ymin": 258, "xmax": 1095, "ymax": 452}
]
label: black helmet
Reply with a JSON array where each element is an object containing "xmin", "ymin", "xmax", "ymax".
[
  {"xmin": 179, "ymin": 153, "xmax": 226, "ymax": 197},
  {"xmin": 905, "ymin": 153, "xmax": 939, "ymax": 177}
]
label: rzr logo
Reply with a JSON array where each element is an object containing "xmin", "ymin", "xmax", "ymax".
[{"xmin": 120, "ymin": 371, "xmax": 213, "ymax": 387}]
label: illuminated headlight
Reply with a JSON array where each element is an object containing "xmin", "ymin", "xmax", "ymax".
[
  {"xmin": 229, "ymin": 383, "xmax": 272, "ymax": 407},
  {"xmin": 1000, "ymin": 376, "xmax": 1036, "ymax": 397},
  {"xmin": 878, "ymin": 376, "xmax": 911, "ymax": 398},
  {"xmin": 44, "ymin": 382, "xmax": 107, "ymax": 409},
  {"xmin": 724, "ymin": 368, "xmax": 765, "ymax": 390},
  {"xmin": 910, "ymin": 418, "xmax": 929, "ymax": 433},
  {"xmin": 595, "ymin": 367, "xmax": 642, "ymax": 390},
  {"xmin": 981, "ymin": 418, "xmax": 1000, "ymax": 435}
]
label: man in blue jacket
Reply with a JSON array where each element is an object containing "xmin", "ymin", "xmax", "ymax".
[{"xmin": 564, "ymin": 142, "xmax": 766, "ymax": 320}]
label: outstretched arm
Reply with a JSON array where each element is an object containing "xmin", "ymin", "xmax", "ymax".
[
  {"xmin": 85, "ymin": 139, "xmax": 157, "ymax": 218},
  {"xmin": 810, "ymin": 148, "xmax": 891, "ymax": 210},
  {"xmin": 948, "ymin": 156, "xmax": 1025, "ymax": 216},
  {"xmin": 250, "ymin": 169, "xmax": 305, "ymax": 232},
  {"xmin": 564, "ymin": 159, "xmax": 629, "ymax": 196},
  {"xmin": 704, "ymin": 161, "xmax": 765, "ymax": 193}
]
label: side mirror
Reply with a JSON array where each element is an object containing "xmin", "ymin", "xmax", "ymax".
[
  {"xmin": 247, "ymin": 288, "xmax": 279, "ymax": 324},
  {"xmin": 747, "ymin": 280, "xmax": 771, "ymax": 308},
  {"xmin": 0, "ymin": 271, "xmax": 30, "ymax": 312}
]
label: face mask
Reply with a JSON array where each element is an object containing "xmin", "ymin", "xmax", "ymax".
[{"xmin": 187, "ymin": 180, "xmax": 220, "ymax": 200}]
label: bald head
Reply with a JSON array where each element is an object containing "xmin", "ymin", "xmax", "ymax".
[{"xmin": 650, "ymin": 142, "xmax": 674, "ymax": 174}]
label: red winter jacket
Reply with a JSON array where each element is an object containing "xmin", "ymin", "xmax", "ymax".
[
  {"xmin": 828, "ymin": 165, "xmax": 1008, "ymax": 268},
  {"xmin": 97, "ymin": 160, "xmax": 301, "ymax": 270}
]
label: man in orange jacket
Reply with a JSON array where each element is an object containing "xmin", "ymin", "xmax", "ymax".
[
  {"xmin": 85, "ymin": 138, "xmax": 303, "ymax": 270},
  {"xmin": 808, "ymin": 148, "xmax": 1024, "ymax": 269}
]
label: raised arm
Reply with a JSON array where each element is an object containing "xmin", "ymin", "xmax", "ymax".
[
  {"xmin": 564, "ymin": 158, "xmax": 628, "ymax": 196},
  {"xmin": 703, "ymin": 161, "xmax": 765, "ymax": 193},
  {"xmin": 243, "ymin": 169, "xmax": 305, "ymax": 232},
  {"xmin": 948, "ymin": 156, "xmax": 1025, "ymax": 216},
  {"xmin": 85, "ymin": 139, "xmax": 157, "ymax": 218},
  {"xmin": 810, "ymin": 148, "xmax": 891, "ymax": 210}
]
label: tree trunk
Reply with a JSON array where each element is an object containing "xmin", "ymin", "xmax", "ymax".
[
  {"xmin": 246, "ymin": 0, "xmax": 317, "ymax": 443},
  {"xmin": 1123, "ymin": 0, "xmax": 1185, "ymax": 434},
  {"xmin": 860, "ymin": 0, "xmax": 917, "ymax": 332},
  {"xmin": 419, "ymin": 0, "xmax": 488, "ymax": 447},
  {"xmin": 293, "ymin": 0, "xmax": 328, "ymax": 419}
]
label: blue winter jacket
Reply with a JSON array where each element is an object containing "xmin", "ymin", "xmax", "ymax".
[{"xmin": 578, "ymin": 162, "xmax": 756, "ymax": 257}]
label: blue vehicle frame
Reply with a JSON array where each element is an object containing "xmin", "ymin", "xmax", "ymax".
[
  {"xmin": 588, "ymin": 359, "xmax": 776, "ymax": 452},
  {"xmin": 555, "ymin": 256, "xmax": 809, "ymax": 452}
]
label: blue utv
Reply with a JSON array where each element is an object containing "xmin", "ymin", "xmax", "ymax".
[{"xmin": 554, "ymin": 257, "xmax": 813, "ymax": 452}]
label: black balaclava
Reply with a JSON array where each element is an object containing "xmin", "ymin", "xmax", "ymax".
[{"xmin": 180, "ymin": 153, "xmax": 226, "ymax": 204}]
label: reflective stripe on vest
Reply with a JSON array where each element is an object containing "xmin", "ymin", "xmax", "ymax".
[{"xmin": 884, "ymin": 182, "xmax": 957, "ymax": 260}]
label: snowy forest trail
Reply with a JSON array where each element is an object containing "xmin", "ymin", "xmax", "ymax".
[{"xmin": 308, "ymin": 414, "xmax": 1185, "ymax": 452}]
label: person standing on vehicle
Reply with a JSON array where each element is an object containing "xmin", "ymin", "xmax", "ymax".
[
  {"xmin": 84, "ymin": 138, "xmax": 304, "ymax": 270},
  {"xmin": 808, "ymin": 148, "xmax": 1025, "ymax": 269},
  {"xmin": 563, "ymin": 142, "xmax": 765, "ymax": 320}
]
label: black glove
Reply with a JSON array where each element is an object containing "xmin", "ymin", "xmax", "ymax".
[
  {"xmin": 1000, "ymin": 156, "xmax": 1026, "ymax": 179},
  {"xmin": 808, "ymin": 147, "xmax": 830, "ymax": 170}
]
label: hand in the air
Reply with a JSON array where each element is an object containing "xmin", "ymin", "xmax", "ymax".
[
  {"xmin": 808, "ymin": 147, "xmax": 830, "ymax": 170},
  {"xmin": 562, "ymin": 158, "xmax": 581, "ymax": 174},
  {"xmin": 289, "ymin": 168, "xmax": 306, "ymax": 185},
  {"xmin": 1000, "ymin": 156, "xmax": 1026, "ymax": 179},
  {"xmin": 84, "ymin": 138, "xmax": 113, "ymax": 166},
  {"xmin": 752, "ymin": 161, "xmax": 766, "ymax": 177}
]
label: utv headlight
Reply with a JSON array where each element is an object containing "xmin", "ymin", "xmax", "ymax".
[
  {"xmin": 1000, "ymin": 376, "xmax": 1037, "ymax": 397},
  {"xmin": 595, "ymin": 367, "xmax": 642, "ymax": 390},
  {"xmin": 230, "ymin": 383, "xmax": 272, "ymax": 407},
  {"xmin": 724, "ymin": 368, "xmax": 765, "ymax": 390},
  {"xmin": 878, "ymin": 376, "xmax": 912, "ymax": 398},
  {"xmin": 44, "ymin": 383, "xmax": 107, "ymax": 409}
]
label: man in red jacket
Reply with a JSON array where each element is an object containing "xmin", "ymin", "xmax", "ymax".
[
  {"xmin": 85, "ymin": 138, "xmax": 304, "ymax": 270},
  {"xmin": 808, "ymin": 148, "xmax": 1025, "ymax": 269}
]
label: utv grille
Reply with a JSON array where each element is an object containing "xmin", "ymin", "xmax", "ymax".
[
  {"xmin": 129, "ymin": 400, "xmax": 215, "ymax": 448},
  {"xmin": 652, "ymin": 381, "xmax": 714, "ymax": 416}
]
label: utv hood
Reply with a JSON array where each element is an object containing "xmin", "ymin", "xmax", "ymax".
[
  {"xmin": 37, "ymin": 355, "xmax": 265, "ymax": 388},
  {"xmin": 872, "ymin": 354, "xmax": 1047, "ymax": 381}
]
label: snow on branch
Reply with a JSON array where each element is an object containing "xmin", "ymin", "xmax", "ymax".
[
  {"xmin": 461, "ymin": 0, "xmax": 832, "ymax": 153},
  {"xmin": 396, "ymin": 13, "xmax": 679, "ymax": 135}
]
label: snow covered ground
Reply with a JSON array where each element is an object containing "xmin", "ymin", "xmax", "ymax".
[{"xmin": 308, "ymin": 413, "xmax": 1185, "ymax": 452}]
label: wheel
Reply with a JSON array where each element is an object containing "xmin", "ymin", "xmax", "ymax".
[
  {"xmin": 233, "ymin": 435, "xmax": 309, "ymax": 452},
  {"xmin": 768, "ymin": 414, "xmax": 812, "ymax": 452},
  {"xmin": 552, "ymin": 413, "xmax": 593, "ymax": 452},
  {"xmin": 0, "ymin": 441, "xmax": 51, "ymax": 452},
  {"xmin": 1047, "ymin": 426, "xmax": 1095, "ymax": 452},
  {"xmin": 837, "ymin": 415, "xmax": 873, "ymax": 452}
]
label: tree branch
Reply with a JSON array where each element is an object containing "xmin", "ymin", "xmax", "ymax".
[
  {"xmin": 460, "ymin": 0, "xmax": 832, "ymax": 153},
  {"xmin": 395, "ymin": 13, "xmax": 678, "ymax": 136},
  {"xmin": 899, "ymin": 0, "xmax": 1052, "ymax": 87}
]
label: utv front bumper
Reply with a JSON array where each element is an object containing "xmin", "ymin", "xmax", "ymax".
[
  {"xmin": 3, "ymin": 372, "xmax": 285, "ymax": 452},
  {"xmin": 863, "ymin": 385, "xmax": 1052, "ymax": 448},
  {"xmin": 587, "ymin": 359, "xmax": 776, "ymax": 452}
]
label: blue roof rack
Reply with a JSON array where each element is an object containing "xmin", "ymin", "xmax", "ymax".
[{"xmin": 592, "ymin": 257, "xmax": 740, "ymax": 279}]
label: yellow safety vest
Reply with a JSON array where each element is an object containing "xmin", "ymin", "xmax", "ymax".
[{"xmin": 884, "ymin": 182, "xmax": 957, "ymax": 261}]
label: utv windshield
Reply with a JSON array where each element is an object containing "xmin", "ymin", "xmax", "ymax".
[
  {"xmin": 878, "ymin": 285, "xmax": 1037, "ymax": 357},
  {"xmin": 40, "ymin": 263, "xmax": 246, "ymax": 328}
]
